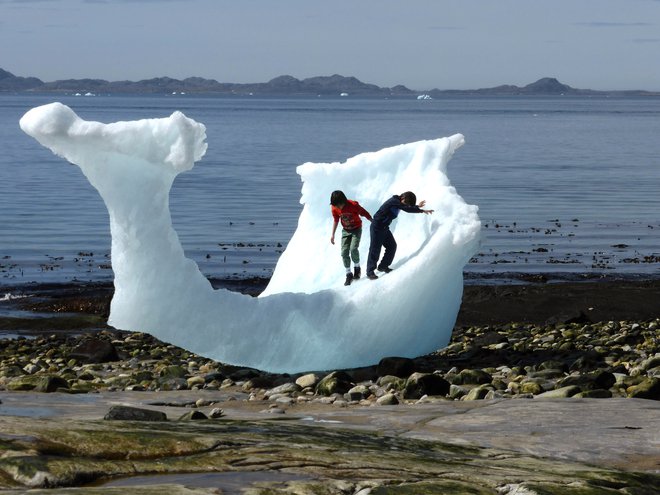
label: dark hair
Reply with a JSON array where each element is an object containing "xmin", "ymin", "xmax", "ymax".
[
  {"xmin": 400, "ymin": 191, "xmax": 417, "ymax": 205},
  {"xmin": 330, "ymin": 190, "xmax": 348, "ymax": 206}
]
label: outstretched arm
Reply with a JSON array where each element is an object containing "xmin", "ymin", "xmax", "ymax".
[{"xmin": 417, "ymin": 199, "xmax": 433, "ymax": 214}]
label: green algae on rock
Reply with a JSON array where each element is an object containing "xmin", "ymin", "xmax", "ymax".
[{"xmin": 0, "ymin": 415, "xmax": 658, "ymax": 494}]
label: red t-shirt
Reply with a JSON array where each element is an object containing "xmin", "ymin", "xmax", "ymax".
[{"xmin": 331, "ymin": 200, "xmax": 372, "ymax": 231}]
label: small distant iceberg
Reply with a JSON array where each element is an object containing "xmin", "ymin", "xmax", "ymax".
[
  {"xmin": 1, "ymin": 292, "xmax": 31, "ymax": 302},
  {"xmin": 417, "ymin": 94, "xmax": 433, "ymax": 100},
  {"xmin": 340, "ymin": 92, "xmax": 349, "ymax": 97},
  {"xmin": 84, "ymin": 92, "xmax": 95, "ymax": 97}
]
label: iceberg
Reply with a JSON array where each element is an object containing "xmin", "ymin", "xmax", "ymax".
[{"xmin": 19, "ymin": 102, "xmax": 480, "ymax": 373}]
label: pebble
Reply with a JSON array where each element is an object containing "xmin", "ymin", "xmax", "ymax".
[{"xmin": 1, "ymin": 318, "xmax": 659, "ymax": 406}]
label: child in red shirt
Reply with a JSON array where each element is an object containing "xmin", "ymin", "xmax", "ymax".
[{"xmin": 330, "ymin": 190, "xmax": 373, "ymax": 286}]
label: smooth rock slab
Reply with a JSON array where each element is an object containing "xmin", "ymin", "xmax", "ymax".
[
  {"xmin": 0, "ymin": 412, "xmax": 657, "ymax": 494},
  {"xmin": 0, "ymin": 391, "xmax": 659, "ymax": 494}
]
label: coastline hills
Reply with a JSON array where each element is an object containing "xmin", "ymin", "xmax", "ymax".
[{"xmin": 1, "ymin": 68, "xmax": 657, "ymax": 97}]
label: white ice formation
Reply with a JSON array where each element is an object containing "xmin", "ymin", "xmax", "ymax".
[{"xmin": 20, "ymin": 102, "xmax": 480, "ymax": 373}]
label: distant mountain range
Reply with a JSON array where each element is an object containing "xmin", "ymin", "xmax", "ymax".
[{"xmin": 1, "ymin": 68, "xmax": 657, "ymax": 97}]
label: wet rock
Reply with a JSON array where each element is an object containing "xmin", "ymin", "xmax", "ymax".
[
  {"xmin": 243, "ymin": 374, "xmax": 281, "ymax": 391},
  {"xmin": 204, "ymin": 371, "xmax": 226, "ymax": 383},
  {"xmin": 377, "ymin": 356, "xmax": 415, "ymax": 377},
  {"xmin": 538, "ymin": 360, "xmax": 569, "ymax": 372},
  {"xmin": 159, "ymin": 365, "xmax": 188, "ymax": 379},
  {"xmin": 449, "ymin": 384, "xmax": 467, "ymax": 400},
  {"xmin": 520, "ymin": 381, "xmax": 544, "ymax": 395},
  {"xmin": 23, "ymin": 363, "xmax": 40, "ymax": 374},
  {"xmin": 640, "ymin": 355, "xmax": 660, "ymax": 371},
  {"xmin": 315, "ymin": 371, "xmax": 354, "ymax": 396},
  {"xmin": 159, "ymin": 377, "xmax": 189, "ymax": 390},
  {"xmin": 574, "ymin": 389, "xmax": 612, "ymax": 399},
  {"xmin": 463, "ymin": 385, "xmax": 492, "ymax": 401},
  {"xmin": 186, "ymin": 376, "xmax": 205, "ymax": 388},
  {"xmin": 647, "ymin": 366, "xmax": 660, "ymax": 378},
  {"xmin": 558, "ymin": 370, "xmax": 615, "ymax": 391},
  {"xmin": 179, "ymin": 410, "xmax": 208, "ymax": 421},
  {"xmin": 69, "ymin": 337, "xmax": 119, "ymax": 364},
  {"xmin": 377, "ymin": 375, "xmax": 406, "ymax": 391},
  {"xmin": 474, "ymin": 331, "xmax": 508, "ymax": 347},
  {"xmin": 450, "ymin": 368, "xmax": 493, "ymax": 385},
  {"xmin": 7, "ymin": 374, "xmax": 69, "ymax": 392},
  {"xmin": 527, "ymin": 369, "xmax": 565, "ymax": 380},
  {"xmin": 376, "ymin": 393, "xmax": 399, "ymax": 405},
  {"xmin": 536, "ymin": 385, "xmax": 581, "ymax": 398},
  {"xmin": 266, "ymin": 382, "xmax": 301, "ymax": 397},
  {"xmin": 484, "ymin": 389, "xmax": 506, "ymax": 400},
  {"xmin": 295, "ymin": 373, "xmax": 319, "ymax": 389},
  {"xmin": 403, "ymin": 372, "xmax": 450, "ymax": 400},
  {"xmin": 345, "ymin": 384, "xmax": 370, "ymax": 401},
  {"xmin": 0, "ymin": 365, "xmax": 24, "ymax": 378},
  {"xmin": 209, "ymin": 408, "xmax": 225, "ymax": 418},
  {"xmin": 627, "ymin": 378, "xmax": 660, "ymax": 400},
  {"xmin": 570, "ymin": 351, "xmax": 604, "ymax": 371},
  {"xmin": 104, "ymin": 405, "xmax": 167, "ymax": 421}
]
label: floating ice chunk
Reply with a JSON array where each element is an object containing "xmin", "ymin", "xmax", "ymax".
[
  {"xmin": 417, "ymin": 94, "xmax": 433, "ymax": 100},
  {"xmin": 19, "ymin": 102, "xmax": 480, "ymax": 373}
]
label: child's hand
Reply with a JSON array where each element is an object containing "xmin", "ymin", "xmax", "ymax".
[
  {"xmin": 330, "ymin": 236, "xmax": 335, "ymax": 244},
  {"xmin": 423, "ymin": 209, "xmax": 434, "ymax": 215},
  {"xmin": 418, "ymin": 200, "xmax": 426, "ymax": 208}
]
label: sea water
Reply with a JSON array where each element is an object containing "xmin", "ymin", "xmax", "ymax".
[{"xmin": 1, "ymin": 94, "xmax": 659, "ymax": 286}]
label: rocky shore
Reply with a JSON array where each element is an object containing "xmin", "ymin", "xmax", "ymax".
[
  {"xmin": 1, "ymin": 318, "xmax": 659, "ymax": 403},
  {"xmin": 0, "ymin": 279, "xmax": 659, "ymax": 493},
  {"xmin": 2, "ymin": 278, "xmax": 659, "ymax": 403}
]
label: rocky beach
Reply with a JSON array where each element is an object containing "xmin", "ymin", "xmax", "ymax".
[{"xmin": 1, "ymin": 278, "xmax": 659, "ymax": 494}]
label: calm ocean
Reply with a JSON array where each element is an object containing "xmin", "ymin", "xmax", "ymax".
[{"xmin": 1, "ymin": 94, "xmax": 659, "ymax": 287}]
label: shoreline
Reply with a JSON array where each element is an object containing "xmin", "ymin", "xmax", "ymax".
[{"xmin": 2, "ymin": 275, "xmax": 660, "ymax": 329}]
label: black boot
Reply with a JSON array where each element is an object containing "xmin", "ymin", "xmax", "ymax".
[
  {"xmin": 344, "ymin": 273, "xmax": 354, "ymax": 286},
  {"xmin": 353, "ymin": 266, "xmax": 361, "ymax": 279}
]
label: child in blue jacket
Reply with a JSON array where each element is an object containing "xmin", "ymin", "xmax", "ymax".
[{"xmin": 366, "ymin": 191, "xmax": 433, "ymax": 280}]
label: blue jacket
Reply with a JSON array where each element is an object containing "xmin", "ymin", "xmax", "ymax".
[{"xmin": 372, "ymin": 195, "xmax": 422, "ymax": 228}]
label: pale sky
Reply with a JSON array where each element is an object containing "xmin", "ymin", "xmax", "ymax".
[{"xmin": 1, "ymin": 0, "xmax": 660, "ymax": 91}]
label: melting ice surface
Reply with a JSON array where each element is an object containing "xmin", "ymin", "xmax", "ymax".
[{"xmin": 19, "ymin": 103, "xmax": 480, "ymax": 373}]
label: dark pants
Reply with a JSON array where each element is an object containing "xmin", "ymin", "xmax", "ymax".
[{"xmin": 367, "ymin": 224, "xmax": 396, "ymax": 275}]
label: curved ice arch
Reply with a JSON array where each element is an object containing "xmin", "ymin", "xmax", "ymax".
[{"xmin": 20, "ymin": 102, "xmax": 480, "ymax": 373}]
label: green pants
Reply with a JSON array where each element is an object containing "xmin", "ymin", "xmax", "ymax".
[{"xmin": 341, "ymin": 228, "xmax": 362, "ymax": 268}]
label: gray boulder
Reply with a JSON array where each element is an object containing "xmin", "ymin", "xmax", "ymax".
[
  {"xmin": 316, "ymin": 371, "xmax": 354, "ymax": 396},
  {"xmin": 104, "ymin": 405, "xmax": 167, "ymax": 421},
  {"xmin": 403, "ymin": 372, "xmax": 450, "ymax": 400},
  {"xmin": 377, "ymin": 357, "xmax": 415, "ymax": 378},
  {"xmin": 69, "ymin": 338, "xmax": 119, "ymax": 364}
]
